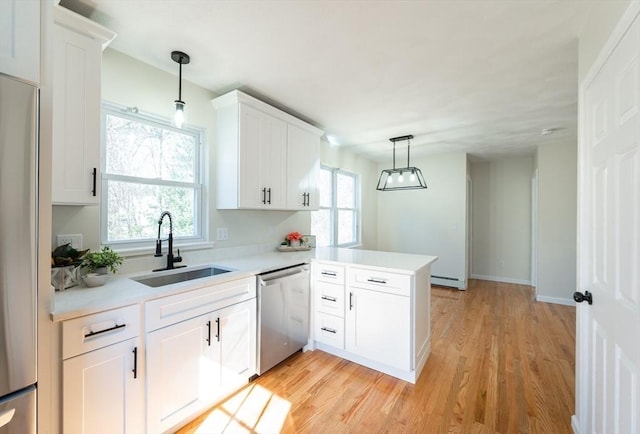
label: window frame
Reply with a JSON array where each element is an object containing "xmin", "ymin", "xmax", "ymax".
[
  {"xmin": 316, "ymin": 165, "xmax": 361, "ymax": 247},
  {"xmin": 100, "ymin": 102, "xmax": 207, "ymax": 252}
]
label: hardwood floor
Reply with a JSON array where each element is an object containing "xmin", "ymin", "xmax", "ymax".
[{"xmin": 176, "ymin": 279, "xmax": 576, "ymax": 434}]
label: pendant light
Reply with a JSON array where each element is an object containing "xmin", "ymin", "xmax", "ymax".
[
  {"xmin": 171, "ymin": 50, "xmax": 190, "ymax": 128},
  {"xmin": 376, "ymin": 135, "xmax": 428, "ymax": 191}
]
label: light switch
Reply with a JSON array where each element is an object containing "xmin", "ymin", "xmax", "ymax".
[{"xmin": 216, "ymin": 228, "xmax": 229, "ymax": 241}]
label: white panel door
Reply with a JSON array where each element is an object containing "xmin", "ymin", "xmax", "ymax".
[
  {"xmin": 146, "ymin": 315, "xmax": 213, "ymax": 433},
  {"xmin": 286, "ymin": 124, "xmax": 320, "ymax": 210},
  {"xmin": 0, "ymin": 0, "xmax": 39, "ymax": 83},
  {"xmin": 578, "ymin": 12, "xmax": 640, "ymax": 434},
  {"xmin": 345, "ymin": 286, "xmax": 410, "ymax": 371},
  {"xmin": 63, "ymin": 338, "xmax": 144, "ymax": 434}
]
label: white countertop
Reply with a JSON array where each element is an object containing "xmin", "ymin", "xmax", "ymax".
[{"xmin": 51, "ymin": 247, "xmax": 437, "ymax": 322}]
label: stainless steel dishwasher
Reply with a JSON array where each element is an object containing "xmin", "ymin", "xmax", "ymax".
[{"xmin": 257, "ymin": 264, "xmax": 310, "ymax": 374}]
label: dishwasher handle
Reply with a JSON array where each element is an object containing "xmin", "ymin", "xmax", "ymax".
[{"xmin": 259, "ymin": 265, "xmax": 308, "ymax": 284}]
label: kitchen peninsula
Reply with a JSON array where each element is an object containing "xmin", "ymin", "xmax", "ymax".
[{"xmin": 52, "ymin": 247, "xmax": 436, "ymax": 433}]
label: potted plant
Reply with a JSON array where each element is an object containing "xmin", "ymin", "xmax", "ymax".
[
  {"xmin": 285, "ymin": 231, "xmax": 304, "ymax": 247},
  {"xmin": 81, "ymin": 246, "xmax": 124, "ymax": 287}
]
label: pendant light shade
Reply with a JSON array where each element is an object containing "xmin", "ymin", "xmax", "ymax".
[
  {"xmin": 376, "ymin": 135, "xmax": 428, "ymax": 191},
  {"xmin": 171, "ymin": 50, "xmax": 190, "ymax": 128}
]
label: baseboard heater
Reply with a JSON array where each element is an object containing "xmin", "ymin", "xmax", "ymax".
[{"xmin": 431, "ymin": 275, "xmax": 465, "ymax": 290}]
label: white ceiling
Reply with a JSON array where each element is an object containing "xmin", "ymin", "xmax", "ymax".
[{"xmin": 62, "ymin": 0, "xmax": 593, "ymax": 162}]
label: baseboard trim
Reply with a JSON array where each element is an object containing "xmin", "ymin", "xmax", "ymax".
[
  {"xmin": 432, "ymin": 276, "xmax": 466, "ymax": 290},
  {"xmin": 470, "ymin": 274, "xmax": 531, "ymax": 286},
  {"xmin": 537, "ymin": 295, "xmax": 575, "ymax": 306}
]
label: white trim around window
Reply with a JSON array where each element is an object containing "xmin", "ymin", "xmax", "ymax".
[{"xmin": 100, "ymin": 102, "xmax": 208, "ymax": 253}]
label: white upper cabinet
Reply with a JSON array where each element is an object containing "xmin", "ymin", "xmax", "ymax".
[
  {"xmin": 212, "ymin": 90, "xmax": 323, "ymax": 210},
  {"xmin": 286, "ymin": 124, "xmax": 320, "ymax": 210},
  {"xmin": 0, "ymin": 0, "xmax": 40, "ymax": 84},
  {"xmin": 51, "ymin": 6, "xmax": 116, "ymax": 205}
]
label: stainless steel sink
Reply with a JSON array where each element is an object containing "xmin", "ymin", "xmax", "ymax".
[{"xmin": 133, "ymin": 266, "xmax": 233, "ymax": 288}]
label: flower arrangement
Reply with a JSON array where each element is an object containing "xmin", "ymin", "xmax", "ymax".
[{"xmin": 285, "ymin": 231, "xmax": 303, "ymax": 246}]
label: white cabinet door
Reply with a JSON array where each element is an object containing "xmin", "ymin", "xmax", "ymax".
[
  {"xmin": 146, "ymin": 314, "xmax": 213, "ymax": 434},
  {"xmin": 238, "ymin": 103, "xmax": 286, "ymax": 209},
  {"xmin": 0, "ymin": 0, "xmax": 39, "ymax": 84},
  {"xmin": 51, "ymin": 7, "xmax": 115, "ymax": 205},
  {"xmin": 211, "ymin": 299, "xmax": 257, "ymax": 398},
  {"xmin": 345, "ymin": 286, "xmax": 411, "ymax": 371},
  {"xmin": 63, "ymin": 338, "xmax": 144, "ymax": 434},
  {"xmin": 286, "ymin": 124, "xmax": 320, "ymax": 210}
]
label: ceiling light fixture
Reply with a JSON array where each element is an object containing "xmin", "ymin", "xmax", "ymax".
[
  {"xmin": 376, "ymin": 135, "xmax": 428, "ymax": 191},
  {"xmin": 171, "ymin": 50, "xmax": 190, "ymax": 128}
]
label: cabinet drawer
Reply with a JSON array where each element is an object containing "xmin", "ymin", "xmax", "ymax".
[
  {"xmin": 62, "ymin": 304, "xmax": 140, "ymax": 360},
  {"xmin": 145, "ymin": 276, "xmax": 256, "ymax": 331},
  {"xmin": 315, "ymin": 263, "xmax": 345, "ymax": 284},
  {"xmin": 348, "ymin": 267, "xmax": 411, "ymax": 296},
  {"xmin": 314, "ymin": 312, "xmax": 344, "ymax": 349},
  {"xmin": 315, "ymin": 281, "xmax": 344, "ymax": 317}
]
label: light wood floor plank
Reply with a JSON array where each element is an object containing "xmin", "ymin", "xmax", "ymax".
[{"xmin": 176, "ymin": 279, "xmax": 575, "ymax": 434}]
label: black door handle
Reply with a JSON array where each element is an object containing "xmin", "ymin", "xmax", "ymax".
[{"xmin": 573, "ymin": 290, "xmax": 593, "ymax": 305}]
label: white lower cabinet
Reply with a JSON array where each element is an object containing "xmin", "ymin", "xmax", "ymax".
[
  {"xmin": 146, "ymin": 313, "xmax": 211, "ymax": 433},
  {"xmin": 63, "ymin": 338, "xmax": 144, "ymax": 434},
  {"xmin": 62, "ymin": 305, "xmax": 144, "ymax": 434},
  {"xmin": 345, "ymin": 286, "xmax": 410, "ymax": 371},
  {"xmin": 146, "ymin": 298, "xmax": 256, "ymax": 433},
  {"xmin": 312, "ymin": 263, "xmax": 431, "ymax": 383}
]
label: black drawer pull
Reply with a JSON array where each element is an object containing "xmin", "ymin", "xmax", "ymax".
[
  {"xmin": 321, "ymin": 271, "xmax": 337, "ymax": 277},
  {"xmin": 321, "ymin": 295, "xmax": 337, "ymax": 302},
  {"xmin": 132, "ymin": 347, "xmax": 138, "ymax": 379},
  {"xmin": 321, "ymin": 327, "xmax": 337, "ymax": 334},
  {"xmin": 84, "ymin": 323, "xmax": 126, "ymax": 338},
  {"xmin": 367, "ymin": 278, "xmax": 387, "ymax": 284},
  {"xmin": 206, "ymin": 320, "xmax": 211, "ymax": 346},
  {"xmin": 91, "ymin": 167, "xmax": 97, "ymax": 196}
]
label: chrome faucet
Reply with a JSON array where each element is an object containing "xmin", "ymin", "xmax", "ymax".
[{"xmin": 153, "ymin": 211, "xmax": 186, "ymax": 272}]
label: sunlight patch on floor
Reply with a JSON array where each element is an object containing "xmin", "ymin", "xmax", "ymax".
[{"xmin": 193, "ymin": 384, "xmax": 291, "ymax": 434}]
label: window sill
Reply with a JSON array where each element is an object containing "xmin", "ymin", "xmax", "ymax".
[{"xmin": 113, "ymin": 241, "xmax": 216, "ymax": 258}]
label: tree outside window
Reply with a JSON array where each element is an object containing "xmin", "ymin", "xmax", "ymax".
[{"xmin": 101, "ymin": 103, "xmax": 204, "ymax": 248}]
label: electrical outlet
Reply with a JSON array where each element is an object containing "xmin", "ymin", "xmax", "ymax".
[
  {"xmin": 56, "ymin": 234, "xmax": 83, "ymax": 249},
  {"xmin": 216, "ymin": 228, "xmax": 229, "ymax": 241}
]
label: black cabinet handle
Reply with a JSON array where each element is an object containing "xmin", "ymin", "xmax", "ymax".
[
  {"xmin": 206, "ymin": 320, "xmax": 211, "ymax": 346},
  {"xmin": 349, "ymin": 292, "xmax": 353, "ymax": 310},
  {"xmin": 262, "ymin": 188, "xmax": 266, "ymax": 204},
  {"xmin": 321, "ymin": 327, "xmax": 337, "ymax": 334},
  {"xmin": 267, "ymin": 188, "xmax": 272, "ymax": 204},
  {"xmin": 321, "ymin": 271, "xmax": 337, "ymax": 277},
  {"xmin": 84, "ymin": 323, "xmax": 125, "ymax": 338},
  {"xmin": 321, "ymin": 295, "xmax": 337, "ymax": 302},
  {"xmin": 91, "ymin": 168, "xmax": 97, "ymax": 196},
  {"xmin": 367, "ymin": 278, "xmax": 387, "ymax": 284},
  {"xmin": 132, "ymin": 347, "xmax": 138, "ymax": 379},
  {"xmin": 215, "ymin": 318, "xmax": 220, "ymax": 342}
]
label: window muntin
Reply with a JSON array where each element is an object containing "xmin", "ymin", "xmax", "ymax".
[
  {"xmin": 101, "ymin": 103, "xmax": 204, "ymax": 247},
  {"xmin": 311, "ymin": 166, "xmax": 360, "ymax": 247}
]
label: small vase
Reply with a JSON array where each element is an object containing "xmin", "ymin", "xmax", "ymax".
[{"xmin": 289, "ymin": 240, "xmax": 301, "ymax": 247}]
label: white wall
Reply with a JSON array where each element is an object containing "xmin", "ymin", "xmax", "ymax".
[
  {"xmin": 321, "ymin": 141, "xmax": 379, "ymax": 250},
  {"xmin": 377, "ymin": 152, "xmax": 468, "ymax": 288},
  {"xmin": 578, "ymin": 0, "xmax": 632, "ymax": 83},
  {"xmin": 536, "ymin": 141, "xmax": 577, "ymax": 304},
  {"xmin": 52, "ymin": 49, "xmax": 378, "ymax": 270},
  {"xmin": 471, "ymin": 157, "xmax": 533, "ymax": 284}
]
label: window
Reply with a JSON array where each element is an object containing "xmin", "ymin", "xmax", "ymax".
[
  {"xmin": 311, "ymin": 166, "xmax": 360, "ymax": 247},
  {"xmin": 101, "ymin": 103, "xmax": 204, "ymax": 249}
]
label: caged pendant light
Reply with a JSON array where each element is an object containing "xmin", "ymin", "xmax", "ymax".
[
  {"xmin": 171, "ymin": 50, "xmax": 190, "ymax": 128},
  {"xmin": 376, "ymin": 135, "xmax": 428, "ymax": 191}
]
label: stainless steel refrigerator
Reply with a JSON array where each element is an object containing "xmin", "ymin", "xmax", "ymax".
[{"xmin": 0, "ymin": 73, "xmax": 38, "ymax": 433}]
